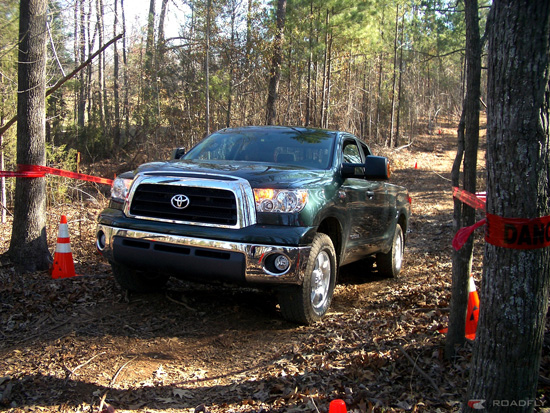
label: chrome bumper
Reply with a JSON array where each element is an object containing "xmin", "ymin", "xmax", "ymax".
[{"xmin": 96, "ymin": 224, "xmax": 311, "ymax": 285}]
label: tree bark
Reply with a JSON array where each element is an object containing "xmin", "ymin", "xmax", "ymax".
[
  {"xmin": 305, "ymin": 0, "xmax": 313, "ymax": 126},
  {"xmin": 113, "ymin": 0, "xmax": 121, "ymax": 146},
  {"xmin": 265, "ymin": 0, "xmax": 287, "ymax": 125},
  {"xmin": 0, "ymin": 79, "xmax": 5, "ymax": 224},
  {"xmin": 8, "ymin": 0, "xmax": 52, "ymax": 271},
  {"xmin": 465, "ymin": 1, "xmax": 550, "ymax": 411},
  {"xmin": 96, "ymin": 0, "xmax": 106, "ymax": 130},
  {"xmin": 445, "ymin": 0, "xmax": 481, "ymax": 359},
  {"xmin": 205, "ymin": 0, "xmax": 211, "ymax": 135},
  {"xmin": 77, "ymin": 0, "xmax": 86, "ymax": 128},
  {"xmin": 320, "ymin": 8, "xmax": 329, "ymax": 128},
  {"xmin": 389, "ymin": 4, "xmax": 399, "ymax": 147}
]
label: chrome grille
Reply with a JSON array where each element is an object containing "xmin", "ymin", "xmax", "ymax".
[{"xmin": 129, "ymin": 184, "xmax": 238, "ymax": 226}]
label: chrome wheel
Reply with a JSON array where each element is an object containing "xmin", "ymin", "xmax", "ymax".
[
  {"xmin": 277, "ymin": 233, "xmax": 336, "ymax": 325},
  {"xmin": 394, "ymin": 229, "xmax": 403, "ymax": 272},
  {"xmin": 376, "ymin": 224, "xmax": 404, "ymax": 278},
  {"xmin": 310, "ymin": 250, "xmax": 332, "ymax": 314}
]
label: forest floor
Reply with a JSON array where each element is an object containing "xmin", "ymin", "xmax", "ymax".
[{"xmin": 1, "ymin": 121, "xmax": 549, "ymax": 413}]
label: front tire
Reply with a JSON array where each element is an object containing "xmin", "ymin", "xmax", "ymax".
[
  {"xmin": 111, "ymin": 262, "xmax": 169, "ymax": 292},
  {"xmin": 376, "ymin": 224, "xmax": 404, "ymax": 278},
  {"xmin": 278, "ymin": 233, "xmax": 337, "ymax": 325}
]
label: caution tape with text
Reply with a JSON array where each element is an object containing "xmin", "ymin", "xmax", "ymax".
[{"xmin": 452, "ymin": 186, "xmax": 550, "ymax": 250}]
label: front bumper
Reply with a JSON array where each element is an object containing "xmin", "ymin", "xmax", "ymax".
[{"xmin": 97, "ymin": 224, "xmax": 311, "ymax": 285}]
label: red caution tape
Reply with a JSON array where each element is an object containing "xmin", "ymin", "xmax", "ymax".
[
  {"xmin": 0, "ymin": 170, "xmax": 46, "ymax": 178},
  {"xmin": 453, "ymin": 187, "xmax": 486, "ymax": 210},
  {"xmin": 0, "ymin": 164, "xmax": 113, "ymax": 186},
  {"xmin": 453, "ymin": 214, "xmax": 550, "ymax": 250},
  {"xmin": 452, "ymin": 187, "xmax": 550, "ymax": 250},
  {"xmin": 452, "ymin": 219, "xmax": 486, "ymax": 251},
  {"xmin": 486, "ymin": 213, "xmax": 550, "ymax": 250}
]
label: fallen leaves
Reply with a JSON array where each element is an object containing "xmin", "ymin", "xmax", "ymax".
[{"xmin": 0, "ymin": 126, "xmax": 548, "ymax": 412}]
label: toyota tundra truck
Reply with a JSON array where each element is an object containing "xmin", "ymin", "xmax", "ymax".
[{"xmin": 96, "ymin": 126, "xmax": 410, "ymax": 324}]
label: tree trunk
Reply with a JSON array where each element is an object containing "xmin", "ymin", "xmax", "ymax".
[
  {"xmin": 445, "ymin": 0, "xmax": 481, "ymax": 359},
  {"xmin": 113, "ymin": 0, "xmax": 121, "ymax": 146},
  {"xmin": 85, "ymin": 0, "xmax": 95, "ymax": 127},
  {"xmin": 395, "ymin": 9, "xmax": 405, "ymax": 147},
  {"xmin": 142, "ymin": 0, "xmax": 156, "ymax": 130},
  {"xmin": 157, "ymin": 0, "xmax": 169, "ymax": 61},
  {"xmin": 121, "ymin": 0, "xmax": 130, "ymax": 143},
  {"xmin": 8, "ymin": 0, "xmax": 52, "ymax": 271},
  {"xmin": 375, "ymin": 52, "xmax": 383, "ymax": 144},
  {"xmin": 77, "ymin": 0, "xmax": 86, "ymax": 128},
  {"xmin": 323, "ymin": 28, "xmax": 333, "ymax": 129},
  {"xmin": 226, "ymin": 0, "xmax": 236, "ymax": 128},
  {"xmin": 465, "ymin": 1, "xmax": 550, "ymax": 411},
  {"xmin": 1, "ymin": 73, "xmax": 6, "ymax": 224},
  {"xmin": 205, "ymin": 0, "xmax": 211, "ymax": 135},
  {"xmin": 305, "ymin": 0, "xmax": 313, "ymax": 126},
  {"xmin": 320, "ymin": 8, "xmax": 329, "ymax": 128},
  {"xmin": 96, "ymin": 0, "xmax": 106, "ymax": 130},
  {"xmin": 265, "ymin": 0, "xmax": 287, "ymax": 125},
  {"xmin": 389, "ymin": 4, "xmax": 399, "ymax": 147}
]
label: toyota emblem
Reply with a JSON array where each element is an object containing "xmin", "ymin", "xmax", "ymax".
[{"xmin": 171, "ymin": 194, "xmax": 190, "ymax": 209}]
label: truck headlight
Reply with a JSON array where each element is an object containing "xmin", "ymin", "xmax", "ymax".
[
  {"xmin": 111, "ymin": 176, "xmax": 132, "ymax": 202},
  {"xmin": 253, "ymin": 189, "xmax": 308, "ymax": 213}
]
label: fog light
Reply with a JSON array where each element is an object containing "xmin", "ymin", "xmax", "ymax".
[
  {"xmin": 274, "ymin": 255, "xmax": 290, "ymax": 272},
  {"xmin": 97, "ymin": 231, "xmax": 106, "ymax": 251}
]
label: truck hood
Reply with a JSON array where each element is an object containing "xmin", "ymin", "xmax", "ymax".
[{"xmin": 133, "ymin": 159, "xmax": 334, "ymax": 188}]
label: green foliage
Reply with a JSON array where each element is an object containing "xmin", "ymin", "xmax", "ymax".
[
  {"xmin": 16, "ymin": 0, "xmax": 484, "ymax": 161},
  {"xmin": 0, "ymin": 0, "xmax": 19, "ymax": 122},
  {"xmin": 45, "ymin": 143, "xmax": 79, "ymax": 205}
]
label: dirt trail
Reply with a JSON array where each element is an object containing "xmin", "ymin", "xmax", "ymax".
[{"xmin": 1, "ymin": 123, "xmax": 547, "ymax": 412}]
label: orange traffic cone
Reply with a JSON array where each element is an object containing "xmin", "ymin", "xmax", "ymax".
[
  {"xmin": 329, "ymin": 399, "xmax": 347, "ymax": 413},
  {"xmin": 51, "ymin": 215, "xmax": 77, "ymax": 279},
  {"xmin": 414, "ymin": 161, "xmax": 418, "ymax": 170},
  {"xmin": 465, "ymin": 274, "xmax": 480, "ymax": 340}
]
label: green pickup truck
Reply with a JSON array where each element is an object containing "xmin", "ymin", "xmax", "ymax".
[{"xmin": 96, "ymin": 126, "xmax": 410, "ymax": 324}]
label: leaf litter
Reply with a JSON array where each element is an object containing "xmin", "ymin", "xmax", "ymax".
[{"xmin": 1, "ymin": 122, "xmax": 548, "ymax": 412}]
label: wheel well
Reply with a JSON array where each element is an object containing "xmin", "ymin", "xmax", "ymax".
[
  {"xmin": 317, "ymin": 217, "xmax": 343, "ymax": 265},
  {"xmin": 398, "ymin": 213, "xmax": 407, "ymax": 236}
]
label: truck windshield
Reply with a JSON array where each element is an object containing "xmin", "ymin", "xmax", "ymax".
[{"xmin": 183, "ymin": 128, "xmax": 336, "ymax": 169}]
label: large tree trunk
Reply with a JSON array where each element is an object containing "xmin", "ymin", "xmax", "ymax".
[
  {"xmin": 265, "ymin": 0, "xmax": 287, "ymax": 125},
  {"xmin": 465, "ymin": 1, "xmax": 550, "ymax": 411},
  {"xmin": 446, "ymin": 0, "xmax": 481, "ymax": 358},
  {"xmin": 8, "ymin": 0, "xmax": 52, "ymax": 272}
]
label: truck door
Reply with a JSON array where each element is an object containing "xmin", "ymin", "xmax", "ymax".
[{"xmin": 340, "ymin": 138, "xmax": 388, "ymax": 261}]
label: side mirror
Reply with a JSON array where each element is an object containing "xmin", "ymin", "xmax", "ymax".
[
  {"xmin": 341, "ymin": 156, "xmax": 390, "ymax": 180},
  {"xmin": 364, "ymin": 155, "xmax": 390, "ymax": 180},
  {"xmin": 171, "ymin": 147, "xmax": 186, "ymax": 160},
  {"xmin": 341, "ymin": 163, "xmax": 365, "ymax": 179}
]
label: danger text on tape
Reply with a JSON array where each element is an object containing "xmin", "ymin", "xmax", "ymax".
[{"xmin": 486, "ymin": 213, "xmax": 550, "ymax": 250}]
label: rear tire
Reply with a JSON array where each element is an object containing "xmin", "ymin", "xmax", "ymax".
[
  {"xmin": 278, "ymin": 233, "xmax": 337, "ymax": 325},
  {"xmin": 111, "ymin": 262, "xmax": 169, "ymax": 292},
  {"xmin": 376, "ymin": 224, "xmax": 404, "ymax": 278}
]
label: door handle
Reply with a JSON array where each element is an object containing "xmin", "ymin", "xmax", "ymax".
[{"xmin": 366, "ymin": 191, "xmax": 375, "ymax": 200}]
